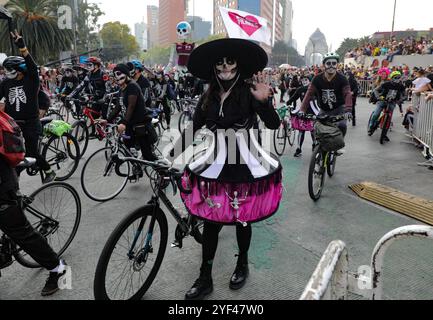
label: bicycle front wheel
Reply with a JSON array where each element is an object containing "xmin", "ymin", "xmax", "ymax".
[
  {"xmin": 273, "ymin": 123, "xmax": 287, "ymax": 156},
  {"xmin": 71, "ymin": 120, "xmax": 90, "ymax": 158},
  {"xmin": 94, "ymin": 206, "xmax": 168, "ymax": 300},
  {"xmin": 42, "ymin": 133, "xmax": 80, "ymax": 181},
  {"xmin": 308, "ymin": 146, "xmax": 326, "ymax": 201},
  {"xmin": 14, "ymin": 182, "xmax": 81, "ymax": 268},
  {"xmin": 81, "ymin": 147, "xmax": 130, "ymax": 202}
]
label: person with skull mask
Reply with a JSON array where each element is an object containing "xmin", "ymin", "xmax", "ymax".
[
  {"xmin": 58, "ymin": 67, "xmax": 79, "ymax": 97},
  {"xmin": 110, "ymin": 64, "xmax": 158, "ymax": 162},
  {"xmin": 127, "ymin": 60, "xmax": 152, "ymax": 108},
  {"xmin": 300, "ymin": 52, "xmax": 353, "ymax": 139},
  {"xmin": 171, "ymin": 38, "xmax": 282, "ymax": 300},
  {"xmin": 287, "ymin": 76, "xmax": 320, "ymax": 157},
  {"xmin": 0, "ymin": 31, "xmax": 56, "ymax": 184}
]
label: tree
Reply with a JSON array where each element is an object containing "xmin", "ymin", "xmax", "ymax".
[
  {"xmin": 99, "ymin": 22, "xmax": 139, "ymax": 62},
  {"xmin": 0, "ymin": 0, "xmax": 73, "ymax": 64},
  {"xmin": 74, "ymin": 1, "xmax": 104, "ymax": 53},
  {"xmin": 336, "ymin": 38, "xmax": 360, "ymax": 57},
  {"xmin": 270, "ymin": 41, "xmax": 305, "ymax": 67}
]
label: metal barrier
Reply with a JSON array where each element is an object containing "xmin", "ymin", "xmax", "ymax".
[
  {"xmin": 300, "ymin": 241, "xmax": 348, "ymax": 300},
  {"xmin": 301, "ymin": 225, "xmax": 433, "ymax": 300},
  {"xmin": 358, "ymin": 80, "xmax": 374, "ymax": 97},
  {"xmin": 411, "ymin": 93, "xmax": 433, "ymax": 165}
]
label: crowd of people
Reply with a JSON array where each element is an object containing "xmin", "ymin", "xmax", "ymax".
[{"xmin": 346, "ymin": 36, "xmax": 433, "ymax": 61}]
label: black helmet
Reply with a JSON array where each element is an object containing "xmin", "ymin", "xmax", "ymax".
[{"xmin": 2, "ymin": 56, "xmax": 27, "ymax": 73}]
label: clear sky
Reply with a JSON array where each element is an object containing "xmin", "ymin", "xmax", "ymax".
[{"xmin": 93, "ymin": 0, "xmax": 433, "ymax": 54}]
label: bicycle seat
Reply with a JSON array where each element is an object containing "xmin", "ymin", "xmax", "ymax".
[
  {"xmin": 17, "ymin": 158, "xmax": 37, "ymax": 168},
  {"xmin": 40, "ymin": 117, "xmax": 54, "ymax": 127}
]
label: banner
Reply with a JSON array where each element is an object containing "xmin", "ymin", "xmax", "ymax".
[{"xmin": 219, "ymin": 7, "xmax": 271, "ymax": 46}]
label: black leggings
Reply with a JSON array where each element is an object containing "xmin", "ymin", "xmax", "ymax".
[
  {"xmin": 17, "ymin": 120, "xmax": 51, "ymax": 174},
  {"xmin": 0, "ymin": 193, "xmax": 59, "ymax": 270},
  {"xmin": 161, "ymin": 98, "xmax": 171, "ymax": 127},
  {"xmin": 202, "ymin": 222, "xmax": 252, "ymax": 265},
  {"xmin": 297, "ymin": 131, "xmax": 316, "ymax": 150}
]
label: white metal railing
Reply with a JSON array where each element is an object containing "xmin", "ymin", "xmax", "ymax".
[
  {"xmin": 411, "ymin": 93, "xmax": 433, "ymax": 165},
  {"xmin": 301, "ymin": 226, "xmax": 433, "ymax": 300},
  {"xmin": 358, "ymin": 80, "xmax": 374, "ymax": 97}
]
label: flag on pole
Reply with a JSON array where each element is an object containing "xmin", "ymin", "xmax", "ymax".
[{"xmin": 219, "ymin": 7, "xmax": 271, "ymax": 46}]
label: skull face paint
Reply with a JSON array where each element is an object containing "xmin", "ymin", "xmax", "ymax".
[
  {"xmin": 215, "ymin": 57, "xmax": 238, "ymax": 81},
  {"xmin": 324, "ymin": 59, "xmax": 338, "ymax": 75},
  {"xmin": 5, "ymin": 69, "xmax": 18, "ymax": 79}
]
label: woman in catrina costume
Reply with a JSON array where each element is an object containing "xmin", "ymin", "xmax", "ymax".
[{"xmin": 173, "ymin": 38, "xmax": 283, "ymax": 300}]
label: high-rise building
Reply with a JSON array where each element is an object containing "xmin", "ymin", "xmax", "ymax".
[
  {"xmin": 213, "ymin": 0, "xmax": 283, "ymax": 47},
  {"xmin": 281, "ymin": 0, "xmax": 293, "ymax": 46},
  {"xmin": 187, "ymin": 16, "xmax": 212, "ymax": 41},
  {"xmin": 135, "ymin": 22, "xmax": 148, "ymax": 51},
  {"xmin": 147, "ymin": 5, "xmax": 159, "ymax": 50},
  {"xmin": 158, "ymin": 0, "xmax": 186, "ymax": 47}
]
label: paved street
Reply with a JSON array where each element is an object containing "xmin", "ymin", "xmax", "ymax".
[{"xmin": 1, "ymin": 97, "xmax": 433, "ymax": 300}]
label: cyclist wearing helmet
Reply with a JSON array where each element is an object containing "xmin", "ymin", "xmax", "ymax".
[
  {"xmin": 0, "ymin": 32, "xmax": 55, "ymax": 183},
  {"xmin": 128, "ymin": 60, "xmax": 151, "ymax": 108},
  {"xmin": 300, "ymin": 52, "xmax": 353, "ymax": 138},
  {"xmin": 68, "ymin": 56, "xmax": 107, "ymax": 117},
  {"xmin": 368, "ymin": 71, "xmax": 405, "ymax": 141},
  {"xmin": 58, "ymin": 67, "xmax": 79, "ymax": 97}
]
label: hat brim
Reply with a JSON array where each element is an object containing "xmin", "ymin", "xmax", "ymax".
[{"xmin": 187, "ymin": 38, "xmax": 268, "ymax": 80}]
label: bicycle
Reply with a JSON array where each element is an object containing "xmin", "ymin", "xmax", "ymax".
[
  {"xmin": 273, "ymin": 105, "xmax": 296, "ymax": 156},
  {"xmin": 306, "ymin": 114, "xmax": 345, "ymax": 201},
  {"xmin": 368, "ymin": 98, "xmax": 395, "ymax": 145},
  {"xmin": 0, "ymin": 159, "xmax": 81, "ymax": 272},
  {"xmin": 178, "ymin": 98, "xmax": 198, "ymax": 134},
  {"xmin": 81, "ymin": 125, "xmax": 160, "ymax": 202},
  {"xmin": 22, "ymin": 118, "xmax": 80, "ymax": 182},
  {"xmin": 93, "ymin": 155, "xmax": 203, "ymax": 300}
]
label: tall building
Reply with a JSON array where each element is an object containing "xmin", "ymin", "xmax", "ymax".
[
  {"xmin": 147, "ymin": 5, "xmax": 159, "ymax": 50},
  {"xmin": 135, "ymin": 22, "xmax": 148, "ymax": 51},
  {"xmin": 213, "ymin": 0, "xmax": 283, "ymax": 47},
  {"xmin": 187, "ymin": 16, "xmax": 212, "ymax": 41},
  {"xmin": 158, "ymin": 0, "xmax": 186, "ymax": 47},
  {"xmin": 281, "ymin": 0, "xmax": 293, "ymax": 46}
]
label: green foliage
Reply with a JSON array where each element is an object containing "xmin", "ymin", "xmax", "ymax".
[
  {"xmin": 271, "ymin": 40, "xmax": 305, "ymax": 67},
  {"xmin": 0, "ymin": 0, "xmax": 73, "ymax": 64},
  {"xmin": 74, "ymin": 1, "xmax": 104, "ymax": 52},
  {"xmin": 336, "ymin": 36, "xmax": 372, "ymax": 57},
  {"xmin": 99, "ymin": 21, "xmax": 139, "ymax": 62}
]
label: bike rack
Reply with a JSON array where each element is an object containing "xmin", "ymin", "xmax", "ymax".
[{"xmin": 300, "ymin": 225, "xmax": 433, "ymax": 300}]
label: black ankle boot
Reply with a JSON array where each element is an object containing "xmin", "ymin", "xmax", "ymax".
[
  {"xmin": 185, "ymin": 265, "xmax": 213, "ymax": 300},
  {"xmin": 230, "ymin": 254, "xmax": 249, "ymax": 290}
]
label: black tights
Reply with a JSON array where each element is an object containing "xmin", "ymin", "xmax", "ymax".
[
  {"xmin": 297, "ymin": 131, "xmax": 316, "ymax": 150},
  {"xmin": 201, "ymin": 222, "xmax": 252, "ymax": 271}
]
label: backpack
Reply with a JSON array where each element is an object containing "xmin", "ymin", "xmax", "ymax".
[
  {"xmin": 315, "ymin": 122, "xmax": 345, "ymax": 152},
  {"xmin": 0, "ymin": 111, "xmax": 26, "ymax": 167}
]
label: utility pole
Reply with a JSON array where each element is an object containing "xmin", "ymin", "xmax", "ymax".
[{"xmin": 391, "ymin": 0, "xmax": 397, "ymax": 39}]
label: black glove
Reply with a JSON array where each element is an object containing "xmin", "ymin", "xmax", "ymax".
[{"xmin": 12, "ymin": 33, "xmax": 26, "ymax": 49}]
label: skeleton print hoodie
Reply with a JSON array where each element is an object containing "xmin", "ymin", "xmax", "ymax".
[{"xmin": 0, "ymin": 54, "xmax": 39, "ymax": 121}]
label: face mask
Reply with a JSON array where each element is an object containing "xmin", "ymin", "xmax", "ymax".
[
  {"xmin": 5, "ymin": 69, "xmax": 18, "ymax": 79},
  {"xmin": 301, "ymin": 79, "xmax": 310, "ymax": 87},
  {"xmin": 392, "ymin": 77, "xmax": 401, "ymax": 83},
  {"xmin": 87, "ymin": 63, "xmax": 96, "ymax": 72},
  {"xmin": 114, "ymin": 72, "xmax": 127, "ymax": 85},
  {"xmin": 324, "ymin": 59, "xmax": 338, "ymax": 75},
  {"xmin": 65, "ymin": 71, "xmax": 72, "ymax": 77},
  {"xmin": 215, "ymin": 57, "xmax": 238, "ymax": 81}
]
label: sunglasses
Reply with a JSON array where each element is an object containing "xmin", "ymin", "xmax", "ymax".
[
  {"xmin": 325, "ymin": 61, "xmax": 338, "ymax": 67},
  {"xmin": 216, "ymin": 58, "xmax": 237, "ymax": 66}
]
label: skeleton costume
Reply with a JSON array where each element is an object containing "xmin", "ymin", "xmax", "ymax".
[{"xmin": 179, "ymin": 38, "xmax": 282, "ymax": 301}]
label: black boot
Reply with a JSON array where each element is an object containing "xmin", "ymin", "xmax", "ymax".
[
  {"xmin": 185, "ymin": 264, "xmax": 213, "ymax": 300},
  {"xmin": 230, "ymin": 254, "xmax": 249, "ymax": 290}
]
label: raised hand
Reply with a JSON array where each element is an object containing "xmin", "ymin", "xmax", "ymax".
[{"xmin": 250, "ymin": 71, "xmax": 272, "ymax": 103}]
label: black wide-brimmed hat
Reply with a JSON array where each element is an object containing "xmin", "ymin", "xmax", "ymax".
[{"xmin": 188, "ymin": 38, "xmax": 268, "ymax": 80}]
